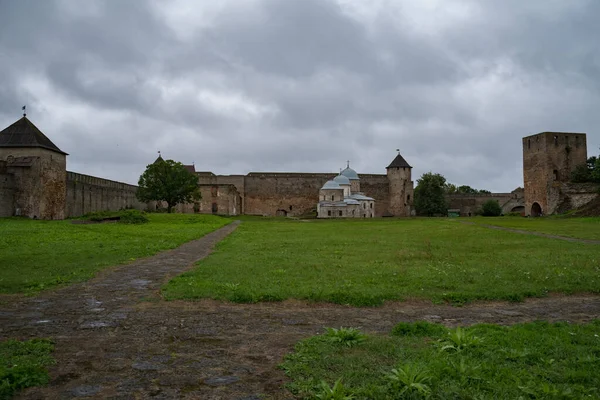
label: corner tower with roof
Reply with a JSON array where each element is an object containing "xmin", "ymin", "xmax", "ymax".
[
  {"xmin": 0, "ymin": 116, "xmax": 68, "ymax": 219},
  {"xmin": 386, "ymin": 151, "xmax": 414, "ymax": 217}
]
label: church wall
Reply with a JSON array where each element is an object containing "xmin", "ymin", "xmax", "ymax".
[{"xmin": 65, "ymin": 171, "xmax": 146, "ymax": 217}]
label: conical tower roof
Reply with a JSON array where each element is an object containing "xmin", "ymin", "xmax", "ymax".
[
  {"xmin": 0, "ymin": 116, "xmax": 68, "ymax": 155},
  {"xmin": 386, "ymin": 153, "xmax": 411, "ymax": 168}
]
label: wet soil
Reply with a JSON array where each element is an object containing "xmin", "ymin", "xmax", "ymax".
[{"xmin": 1, "ymin": 221, "xmax": 600, "ymax": 399}]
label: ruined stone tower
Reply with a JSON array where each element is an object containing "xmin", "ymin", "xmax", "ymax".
[
  {"xmin": 0, "ymin": 116, "xmax": 68, "ymax": 219},
  {"xmin": 386, "ymin": 152, "xmax": 414, "ymax": 217},
  {"xmin": 522, "ymin": 132, "xmax": 587, "ymax": 216}
]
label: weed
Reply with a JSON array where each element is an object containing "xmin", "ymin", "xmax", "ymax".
[
  {"xmin": 281, "ymin": 320, "xmax": 600, "ymax": 399},
  {"xmin": 314, "ymin": 379, "xmax": 355, "ymax": 400},
  {"xmin": 386, "ymin": 364, "xmax": 432, "ymax": 397},
  {"xmin": 325, "ymin": 327, "xmax": 367, "ymax": 347},
  {"xmin": 438, "ymin": 327, "xmax": 482, "ymax": 352}
]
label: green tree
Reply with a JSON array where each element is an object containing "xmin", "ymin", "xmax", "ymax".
[
  {"xmin": 136, "ymin": 158, "xmax": 200, "ymax": 213},
  {"xmin": 481, "ymin": 199, "xmax": 502, "ymax": 216},
  {"xmin": 444, "ymin": 183, "xmax": 458, "ymax": 194},
  {"xmin": 571, "ymin": 154, "xmax": 600, "ymax": 183},
  {"xmin": 457, "ymin": 185, "xmax": 478, "ymax": 194},
  {"xmin": 414, "ymin": 172, "xmax": 448, "ymax": 216}
]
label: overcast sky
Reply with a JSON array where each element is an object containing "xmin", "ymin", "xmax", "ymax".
[{"xmin": 1, "ymin": 0, "xmax": 598, "ymax": 191}]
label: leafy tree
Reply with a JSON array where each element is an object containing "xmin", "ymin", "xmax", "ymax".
[
  {"xmin": 444, "ymin": 183, "xmax": 458, "ymax": 194},
  {"xmin": 445, "ymin": 184, "xmax": 491, "ymax": 194},
  {"xmin": 414, "ymin": 172, "xmax": 448, "ymax": 216},
  {"xmin": 136, "ymin": 158, "xmax": 200, "ymax": 213},
  {"xmin": 572, "ymin": 155, "xmax": 600, "ymax": 183},
  {"xmin": 457, "ymin": 185, "xmax": 478, "ymax": 194},
  {"xmin": 481, "ymin": 200, "xmax": 502, "ymax": 216}
]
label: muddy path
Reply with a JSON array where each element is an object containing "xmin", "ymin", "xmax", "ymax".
[{"xmin": 1, "ymin": 222, "xmax": 599, "ymax": 399}]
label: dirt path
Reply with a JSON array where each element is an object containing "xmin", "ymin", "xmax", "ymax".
[
  {"xmin": 1, "ymin": 222, "xmax": 600, "ymax": 399},
  {"xmin": 459, "ymin": 220, "xmax": 600, "ymax": 244}
]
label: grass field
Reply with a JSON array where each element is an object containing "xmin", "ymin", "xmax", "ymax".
[
  {"xmin": 471, "ymin": 216, "xmax": 600, "ymax": 240},
  {"xmin": 162, "ymin": 218, "xmax": 600, "ymax": 305},
  {"xmin": 0, "ymin": 338, "xmax": 55, "ymax": 399},
  {"xmin": 280, "ymin": 320, "xmax": 600, "ymax": 399},
  {"xmin": 0, "ymin": 214, "xmax": 230, "ymax": 294}
]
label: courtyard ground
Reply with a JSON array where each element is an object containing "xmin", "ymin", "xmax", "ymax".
[{"xmin": 0, "ymin": 218, "xmax": 599, "ymax": 399}]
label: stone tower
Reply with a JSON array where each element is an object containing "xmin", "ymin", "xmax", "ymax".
[
  {"xmin": 386, "ymin": 152, "xmax": 414, "ymax": 216},
  {"xmin": 0, "ymin": 116, "xmax": 68, "ymax": 219},
  {"xmin": 522, "ymin": 132, "xmax": 587, "ymax": 216}
]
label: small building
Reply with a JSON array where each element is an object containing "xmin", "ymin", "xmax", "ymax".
[{"xmin": 317, "ymin": 164, "xmax": 375, "ymax": 218}]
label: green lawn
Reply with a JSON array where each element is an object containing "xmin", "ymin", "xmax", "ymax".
[
  {"xmin": 162, "ymin": 218, "xmax": 600, "ymax": 305},
  {"xmin": 0, "ymin": 339, "xmax": 55, "ymax": 399},
  {"xmin": 280, "ymin": 320, "xmax": 600, "ymax": 399},
  {"xmin": 471, "ymin": 216, "xmax": 600, "ymax": 240},
  {"xmin": 0, "ymin": 214, "xmax": 230, "ymax": 294}
]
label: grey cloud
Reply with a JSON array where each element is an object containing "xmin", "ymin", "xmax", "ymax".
[{"xmin": 0, "ymin": 0, "xmax": 599, "ymax": 191}]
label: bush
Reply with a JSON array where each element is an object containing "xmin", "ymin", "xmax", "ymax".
[
  {"xmin": 80, "ymin": 209, "xmax": 148, "ymax": 224},
  {"xmin": 480, "ymin": 200, "xmax": 502, "ymax": 217},
  {"xmin": 119, "ymin": 209, "xmax": 149, "ymax": 224}
]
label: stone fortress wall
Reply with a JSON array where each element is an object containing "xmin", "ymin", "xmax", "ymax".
[
  {"xmin": 65, "ymin": 171, "xmax": 146, "ymax": 218},
  {"xmin": 2, "ymin": 116, "xmax": 598, "ymax": 219},
  {"xmin": 195, "ymin": 172, "xmax": 394, "ymax": 217},
  {"xmin": 446, "ymin": 189, "xmax": 525, "ymax": 216}
]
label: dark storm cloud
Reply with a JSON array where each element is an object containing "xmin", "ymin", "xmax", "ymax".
[{"xmin": 0, "ymin": 0, "xmax": 598, "ymax": 190}]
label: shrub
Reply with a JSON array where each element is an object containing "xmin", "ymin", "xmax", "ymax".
[
  {"xmin": 118, "ymin": 209, "xmax": 149, "ymax": 224},
  {"xmin": 80, "ymin": 209, "xmax": 148, "ymax": 224},
  {"xmin": 480, "ymin": 200, "xmax": 502, "ymax": 217}
]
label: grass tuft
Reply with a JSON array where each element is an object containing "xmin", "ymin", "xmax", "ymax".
[
  {"xmin": 0, "ymin": 339, "xmax": 55, "ymax": 399},
  {"xmin": 280, "ymin": 320, "xmax": 600, "ymax": 399}
]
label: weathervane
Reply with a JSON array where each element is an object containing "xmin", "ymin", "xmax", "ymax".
[
  {"xmin": 22, "ymin": 105, "xmax": 26, "ymax": 117},
  {"xmin": 396, "ymin": 148, "xmax": 400, "ymax": 154}
]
